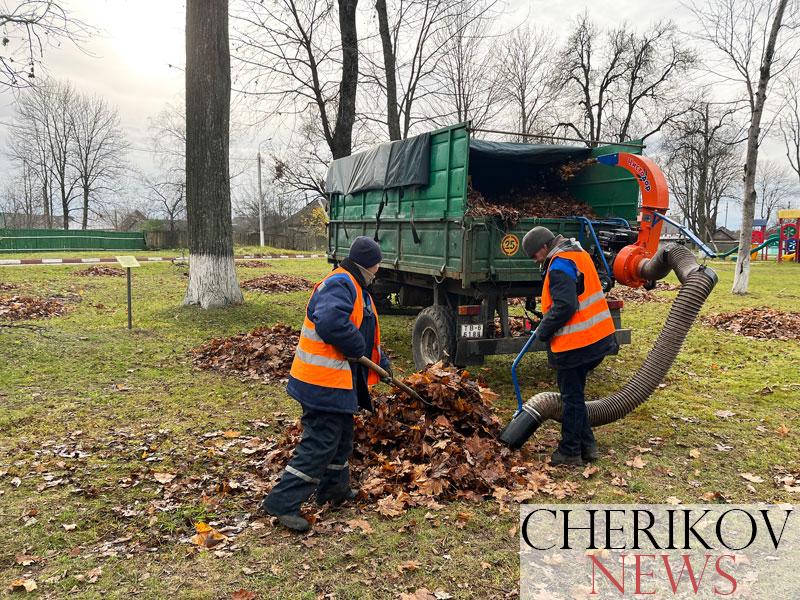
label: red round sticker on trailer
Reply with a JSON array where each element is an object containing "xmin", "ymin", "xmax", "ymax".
[{"xmin": 501, "ymin": 234, "xmax": 520, "ymax": 256}]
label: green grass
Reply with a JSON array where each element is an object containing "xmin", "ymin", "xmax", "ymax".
[
  {"xmin": 0, "ymin": 245, "xmax": 308, "ymax": 260},
  {"xmin": 0, "ymin": 258, "xmax": 798, "ymax": 598}
]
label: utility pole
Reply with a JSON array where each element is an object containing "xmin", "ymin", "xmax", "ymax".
[
  {"xmin": 724, "ymin": 201, "xmax": 729, "ymax": 228},
  {"xmin": 256, "ymin": 150, "xmax": 265, "ymax": 247}
]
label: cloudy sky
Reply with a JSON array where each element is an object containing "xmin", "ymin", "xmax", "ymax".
[{"xmin": 1, "ymin": 0, "xmax": 795, "ymax": 228}]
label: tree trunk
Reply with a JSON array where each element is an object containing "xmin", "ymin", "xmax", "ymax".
[
  {"xmin": 61, "ymin": 180, "xmax": 69, "ymax": 229},
  {"xmin": 183, "ymin": 0, "xmax": 242, "ymax": 308},
  {"xmin": 375, "ymin": 0, "xmax": 400, "ymax": 141},
  {"xmin": 731, "ymin": 0, "xmax": 788, "ymax": 295},
  {"xmin": 331, "ymin": 0, "xmax": 359, "ymax": 159},
  {"xmin": 82, "ymin": 186, "xmax": 89, "ymax": 230}
]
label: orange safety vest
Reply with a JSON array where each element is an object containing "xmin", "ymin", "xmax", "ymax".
[
  {"xmin": 541, "ymin": 249, "xmax": 615, "ymax": 353},
  {"xmin": 289, "ymin": 267, "xmax": 382, "ymax": 389}
]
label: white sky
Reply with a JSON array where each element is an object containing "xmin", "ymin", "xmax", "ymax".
[{"xmin": 0, "ymin": 0, "xmax": 795, "ymax": 229}]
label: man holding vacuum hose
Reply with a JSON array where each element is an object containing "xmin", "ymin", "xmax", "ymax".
[
  {"xmin": 522, "ymin": 226, "xmax": 618, "ymax": 466},
  {"xmin": 259, "ymin": 236, "xmax": 391, "ymax": 531}
]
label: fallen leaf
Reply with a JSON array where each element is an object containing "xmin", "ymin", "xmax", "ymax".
[
  {"xmin": 397, "ymin": 560, "xmax": 421, "ymax": 573},
  {"xmin": 626, "ymin": 455, "xmax": 647, "ymax": 469},
  {"xmin": 86, "ymin": 566, "xmax": 102, "ymax": 583},
  {"xmin": 776, "ymin": 424, "xmax": 790, "ymax": 438},
  {"xmin": 8, "ymin": 578, "xmax": 37, "ymax": 593},
  {"xmin": 400, "ymin": 588, "xmax": 437, "ymax": 600},
  {"xmin": 665, "ymin": 496, "xmax": 682, "ymax": 505},
  {"xmin": 62, "ymin": 523, "xmax": 77, "ymax": 531},
  {"xmin": 346, "ymin": 518, "xmax": 374, "ymax": 535},
  {"xmin": 152, "ymin": 472, "xmax": 176, "ymax": 484},
  {"xmin": 231, "ymin": 590, "xmax": 257, "ymax": 600},
  {"xmin": 582, "ymin": 465, "xmax": 599, "ymax": 478},
  {"xmin": 714, "ymin": 410, "xmax": 736, "ymax": 419},
  {"xmin": 14, "ymin": 554, "xmax": 40, "ymax": 566},
  {"xmin": 740, "ymin": 473, "xmax": 764, "ymax": 484},
  {"xmin": 689, "ymin": 449, "xmax": 701, "ymax": 459}
]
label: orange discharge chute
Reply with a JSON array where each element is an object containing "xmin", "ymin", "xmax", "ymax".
[{"xmin": 597, "ymin": 152, "xmax": 670, "ymax": 288}]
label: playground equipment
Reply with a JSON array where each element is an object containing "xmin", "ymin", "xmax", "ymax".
[{"xmin": 778, "ymin": 209, "xmax": 800, "ymax": 263}]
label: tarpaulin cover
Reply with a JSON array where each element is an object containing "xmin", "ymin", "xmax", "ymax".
[
  {"xmin": 325, "ymin": 132, "xmax": 431, "ymax": 195},
  {"xmin": 469, "ymin": 139, "xmax": 591, "ymax": 165}
]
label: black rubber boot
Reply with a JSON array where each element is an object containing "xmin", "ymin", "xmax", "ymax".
[
  {"xmin": 316, "ymin": 488, "xmax": 358, "ymax": 507},
  {"xmin": 550, "ymin": 450, "xmax": 584, "ymax": 466},
  {"xmin": 582, "ymin": 443, "xmax": 600, "ymax": 462}
]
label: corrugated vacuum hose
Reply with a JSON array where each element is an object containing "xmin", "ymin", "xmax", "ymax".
[{"xmin": 499, "ymin": 244, "xmax": 718, "ymax": 449}]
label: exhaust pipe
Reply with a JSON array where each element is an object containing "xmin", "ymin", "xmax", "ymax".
[{"xmin": 499, "ymin": 244, "xmax": 718, "ymax": 449}]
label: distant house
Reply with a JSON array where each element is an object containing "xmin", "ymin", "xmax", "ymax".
[
  {"xmin": 0, "ymin": 212, "xmax": 53, "ymax": 229},
  {"xmin": 712, "ymin": 226, "xmax": 738, "ymax": 243}
]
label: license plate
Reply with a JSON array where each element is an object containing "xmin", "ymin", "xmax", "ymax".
[{"xmin": 460, "ymin": 324, "xmax": 484, "ymax": 338}]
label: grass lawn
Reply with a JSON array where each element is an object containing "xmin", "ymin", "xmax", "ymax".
[
  {"xmin": 0, "ymin": 245, "xmax": 313, "ymax": 261},
  {"xmin": 1, "ymin": 258, "xmax": 798, "ymax": 598}
]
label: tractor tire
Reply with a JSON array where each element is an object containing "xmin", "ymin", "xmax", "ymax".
[{"xmin": 412, "ymin": 305, "xmax": 456, "ymax": 370}]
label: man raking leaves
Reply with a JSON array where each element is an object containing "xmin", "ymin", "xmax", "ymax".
[{"xmin": 259, "ymin": 237, "xmax": 392, "ymax": 532}]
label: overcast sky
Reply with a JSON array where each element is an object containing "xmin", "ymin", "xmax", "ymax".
[{"xmin": 1, "ymin": 0, "xmax": 795, "ymax": 229}]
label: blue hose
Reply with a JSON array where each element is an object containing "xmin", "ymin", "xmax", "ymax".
[{"xmin": 511, "ymin": 332, "xmax": 537, "ymax": 414}]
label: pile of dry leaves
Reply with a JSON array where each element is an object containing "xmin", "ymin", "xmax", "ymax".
[
  {"xmin": 466, "ymin": 186, "xmax": 596, "ymax": 228},
  {"xmin": 264, "ymin": 363, "xmax": 575, "ymax": 513},
  {"xmin": 0, "ymin": 295, "xmax": 68, "ymax": 321},
  {"xmin": 558, "ymin": 158, "xmax": 597, "ymax": 180},
  {"xmin": 702, "ymin": 307, "xmax": 800, "ymax": 340},
  {"xmin": 237, "ymin": 260, "xmax": 274, "ymax": 269},
  {"xmin": 241, "ymin": 274, "xmax": 313, "ymax": 293},
  {"xmin": 190, "ymin": 323, "xmax": 300, "ymax": 381},
  {"xmin": 74, "ymin": 266, "xmax": 125, "ymax": 277},
  {"xmin": 607, "ymin": 281, "xmax": 680, "ymax": 304},
  {"xmin": 0, "ymin": 282, "xmax": 18, "ymax": 291}
]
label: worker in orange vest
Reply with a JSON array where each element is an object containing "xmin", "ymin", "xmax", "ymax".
[
  {"xmin": 259, "ymin": 236, "xmax": 391, "ymax": 531},
  {"xmin": 522, "ymin": 226, "xmax": 618, "ymax": 466}
]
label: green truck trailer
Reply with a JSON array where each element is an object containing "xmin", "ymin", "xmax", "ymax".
[{"xmin": 326, "ymin": 122, "xmax": 644, "ymax": 369}]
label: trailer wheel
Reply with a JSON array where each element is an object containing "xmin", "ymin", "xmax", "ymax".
[{"xmin": 412, "ymin": 305, "xmax": 456, "ymax": 370}]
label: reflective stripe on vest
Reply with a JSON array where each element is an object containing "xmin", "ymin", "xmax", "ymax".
[
  {"xmin": 289, "ymin": 267, "xmax": 382, "ymax": 389},
  {"xmin": 541, "ymin": 250, "xmax": 615, "ymax": 353}
]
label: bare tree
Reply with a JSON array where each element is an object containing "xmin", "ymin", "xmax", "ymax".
[
  {"xmin": 754, "ymin": 159, "xmax": 797, "ymax": 224},
  {"xmin": 1, "ymin": 161, "xmax": 38, "ymax": 227},
  {"xmin": 498, "ymin": 26, "xmax": 559, "ymax": 140},
  {"xmin": 232, "ymin": 0, "xmax": 360, "ymax": 159},
  {"xmin": 557, "ymin": 16, "xmax": 696, "ymax": 145},
  {"xmin": 70, "ymin": 94, "xmax": 127, "ymax": 229},
  {"xmin": 663, "ymin": 102, "xmax": 743, "ymax": 243},
  {"xmin": 11, "ymin": 80, "xmax": 80, "ymax": 228},
  {"xmin": 0, "ymin": 1, "xmax": 91, "ymax": 88},
  {"xmin": 8, "ymin": 106, "xmax": 54, "ymax": 227},
  {"xmin": 431, "ymin": 0, "xmax": 504, "ymax": 130},
  {"xmin": 689, "ymin": 0, "xmax": 799, "ymax": 294},
  {"xmin": 144, "ymin": 102, "xmax": 187, "ymax": 226},
  {"xmin": 144, "ymin": 178, "xmax": 185, "ymax": 232},
  {"xmin": 780, "ymin": 69, "xmax": 800, "ymax": 185},
  {"xmin": 368, "ymin": 0, "xmax": 487, "ymax": 138},
  {"xmin": 184, "ymin": 0, "xmax": 242, "ymax": 308}
]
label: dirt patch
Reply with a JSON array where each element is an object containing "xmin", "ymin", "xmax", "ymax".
[
  {"xmin": 241, "ymin": 274, "xmax": 313, "ymax": 293},
  {"xmin": 190, "ymin": 323, "xmax": 300, "ymax": 381},
  {"xmin": 702, "ymin": 307, "xmax": 800, "ymax": 340},
  {"xmin": 265, "ymin": 363, "xmax": 576, "ymax": 513},
  {"xmin": 75, "ymin": 266, "xmax": 126, "ymax": 277},
  {"xmin": 607, "ymin": 282, "xmax": 680, "ymax": 304},
  {"xmin": 0, "ymin": 295, "xmax": 68, "ymax": 321}
]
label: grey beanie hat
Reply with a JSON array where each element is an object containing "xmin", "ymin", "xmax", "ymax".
[{"xmin": 522, "ymin": 226, "xmax": 556, "ymax": 258}]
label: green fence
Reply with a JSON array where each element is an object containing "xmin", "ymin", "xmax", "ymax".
[{"xmin": 0, "ymin": 228, "xmax": 146, "ymax": 253}]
